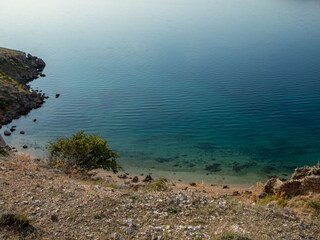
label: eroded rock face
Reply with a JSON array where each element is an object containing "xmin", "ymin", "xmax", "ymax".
[
  {"xmin": 292, "ymin": 166, "xmax": 320, "ymax": 180},
  {"xmin": 261, "ymin": 165, "xmax": 320, "ymax": 198},
  {"xmin": 0, "ymin": 134, "xmax": 6, "ymax": 147}
]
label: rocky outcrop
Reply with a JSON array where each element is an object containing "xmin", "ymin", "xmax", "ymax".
[
  {"xmin": 261, "ymin": 165, "xmax": 320, "ymax": 198},
  {"xmin": 0, "ymin": 47, "xmax": 46, "ymax": 127},
  {"xmin": 0, "ymin": 134, "xmax": 5, "ymax": 147}
]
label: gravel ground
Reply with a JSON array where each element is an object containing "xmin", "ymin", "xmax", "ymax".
[{"xmin": 0, "ymin": 154, "xmax": 319, "ymax": 240}]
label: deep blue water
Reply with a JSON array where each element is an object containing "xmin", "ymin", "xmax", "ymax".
[{"xmin": 1, "ymin": 0, "xmax": 320, "ymax": 184}]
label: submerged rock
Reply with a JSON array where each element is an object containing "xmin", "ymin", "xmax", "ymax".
[
  {"xmin": 205, "ymin": 163, "xmax": 221, "ymax": 173},
  {"xmin": 3, "ymin": 130, "xmax": 11, "ymax": 136}
]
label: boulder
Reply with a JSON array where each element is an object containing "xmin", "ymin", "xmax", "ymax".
[{"xmin": 27, "ymin": 53, "xmax": 33, "ymax": 60}]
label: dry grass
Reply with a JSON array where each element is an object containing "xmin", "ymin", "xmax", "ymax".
[
  {"xmin": 145, "ymin": 177, "xmax": 168, "ymax": 192},
  {"xmin": 214, "ymin": 232, "xmax": 251, "ymax": 240},
  {"xmin": 287, "ymin": 194, "xmax": 320, "ymax": 222}
]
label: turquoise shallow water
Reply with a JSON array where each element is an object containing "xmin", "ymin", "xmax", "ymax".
[{"xmin": 1, "ymin": 0, "xmax": 320, "ymax": 184}]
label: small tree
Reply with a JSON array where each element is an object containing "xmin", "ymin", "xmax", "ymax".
[{"xmin": 47, "ymin": 130, "xmax": 121, "ymax": 173}]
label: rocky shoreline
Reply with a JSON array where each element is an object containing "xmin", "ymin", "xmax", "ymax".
[{"xmin": 0, "ymin": 47, "xmax": 46, "ymax": 128}]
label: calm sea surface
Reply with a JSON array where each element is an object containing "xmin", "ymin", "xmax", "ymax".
[{"xmin": 1, "ymin": 0, "xmax": 320, "ymax": 184}]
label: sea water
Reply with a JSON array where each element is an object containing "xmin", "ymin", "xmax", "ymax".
[{"xmin": 1, "ymin": 0, "xmax": 320, "ymax": 184}]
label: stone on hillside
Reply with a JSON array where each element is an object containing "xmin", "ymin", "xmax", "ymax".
[
  {"xmin": 132, "ymin": 176, "xmax": 139, "ymax": 183},
  {"xmin": 143, "ymin": 175, "xmax": 153, "ymax": 182}
]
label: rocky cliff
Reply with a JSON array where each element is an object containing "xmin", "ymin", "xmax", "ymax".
[
  {"xmin": 261, "ymin": 165, "xmax": 320, "ymax": 198},
  {"xmin": 0, "ymin": 47, "xmax": 46, "ymax": 127}
]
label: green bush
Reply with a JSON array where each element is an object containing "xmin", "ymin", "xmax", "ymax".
[
  {"xmin": 0, "ymin": 213, "xmax": 30, "ymax": 229},
  {"xmin": 47, "ymin": 130, "xmax": 121, "ymax": 173},
  {"xmin": 0, "ymin": 147, "xmax": 7, "ymax": 156}
]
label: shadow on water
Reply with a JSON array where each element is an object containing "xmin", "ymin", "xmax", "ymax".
[{"xmin": 195, "ymin": 142, "xmax": 219, "ymax": 152}]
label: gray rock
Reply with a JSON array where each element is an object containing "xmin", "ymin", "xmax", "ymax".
[{"xmin": 111, "ymin": 232, "xmax": 124, "ymax": 240}]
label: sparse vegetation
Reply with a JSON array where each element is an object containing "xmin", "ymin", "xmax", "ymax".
[
  {"xmin": 47, "ymin": 130, "xmax": 121, "ymax": 173},
  {"xmin": 309, "ymin": 200, "xmax": 320, "ymax": 218},
  {"xmin": 167, "ymin": 207, "xmax": 179, "ymax": 214},
  {"xmin": 0, "ymin": 147, "xmax": 7, "ymax": 156},
  {"xmin": 276, "ymin": 197, "xmax": 287, "ymax": 207},
  {"xmin": 145, "ymin": 177, "xmax": 168, "ymax": 192},
  {"xmin": 258, "ymin": 194, "xmax": 287, "ymax": 207},
  {"xmin": 215, "ymin": 232, "xmax": 251, "ymax": 240},
  {"xmin": 0, "ymin": 213, "xmax": 31, "ymax": 229}
]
